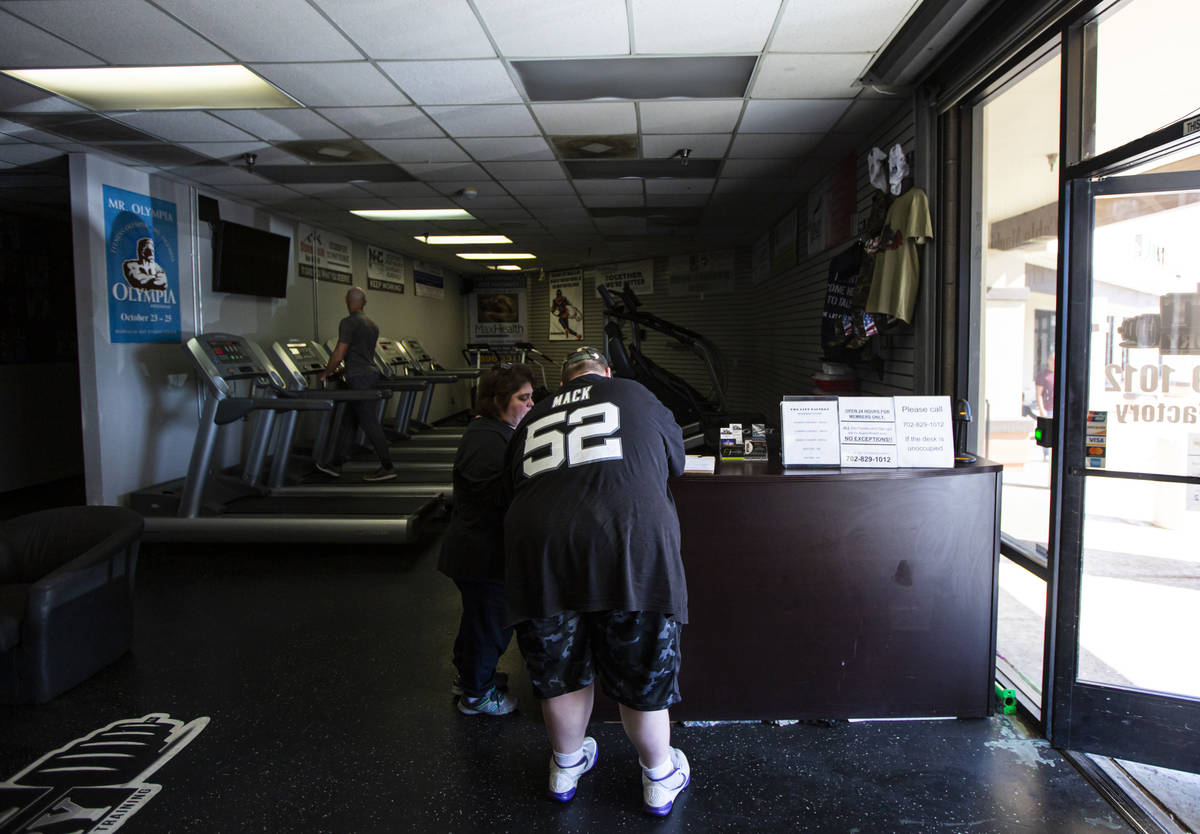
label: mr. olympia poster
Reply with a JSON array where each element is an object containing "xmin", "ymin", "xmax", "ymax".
[{"xmin": 103, "ymin": 185, "xmax": 180, "ymax": 343}]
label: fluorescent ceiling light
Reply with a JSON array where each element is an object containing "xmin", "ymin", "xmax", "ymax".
[
  {"xmin": 456, "ymin": 252, "xmax": 537, "ymax": 260},
  {"xmin": 414, "ymin": 235, "xmax": 513, "ymax": 245},
  {"xmin": 1, "ymin": 65, "xmax": 297, "ymax": 110},
  {"xmin": 352, "ymin": 209, "xmax": 475, "ymax": 220},
  {"xmin": 494, "ymin": 265, "xmax": 523, "ymax": 271}
]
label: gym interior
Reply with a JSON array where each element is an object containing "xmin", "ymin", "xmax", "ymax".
[{"xmin": 2, "ymin": 0, "xmax": 1198, "ymax": 831}]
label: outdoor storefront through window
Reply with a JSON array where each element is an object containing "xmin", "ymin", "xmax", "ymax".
[{"xmin": 977, "ymin": 49, "xmax": 1060, "ymax": 698}]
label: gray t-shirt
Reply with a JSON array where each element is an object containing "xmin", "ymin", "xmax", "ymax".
[{"xmin": 337, "ymin": 311, "xmax": 379, "ymax": 379}]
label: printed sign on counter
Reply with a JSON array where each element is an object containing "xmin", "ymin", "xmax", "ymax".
[
  {"xmin": 894, "ymin": 396, "xmax": 955, "ymax": 468},
  {"xmin": 780, "ymin": 396, "xmax": 840, "ymax": 467},
  {"xmin": 839, "ymin": 397, "xmax": 897, "ymax": 467}
]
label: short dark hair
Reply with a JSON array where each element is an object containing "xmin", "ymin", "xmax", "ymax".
[{"xmin": 476, "ymin": 362, "xmax": 534, "ymax": 419}]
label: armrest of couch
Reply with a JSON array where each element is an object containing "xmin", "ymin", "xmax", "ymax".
[{"xmin": 2, "ymin": 507, "xmax": 144, "ymax": 583}]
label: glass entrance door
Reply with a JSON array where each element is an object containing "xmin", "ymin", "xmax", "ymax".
[{"xmin": 1052, "ymin": 155, "xmax": 1200, "ymax": 773}]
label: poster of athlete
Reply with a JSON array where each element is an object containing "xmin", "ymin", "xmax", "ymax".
[{"xmin": 548, "ymin": 269, "xmax": 583, "ymax": 341}]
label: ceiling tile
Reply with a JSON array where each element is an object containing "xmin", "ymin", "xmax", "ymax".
[
  {"xmin": 251, "ymin": 63, "xmax": 409, "ymax": 108},
  {"xmin": 719, "ymin": 158, "xmax": 802, "ymax": 178},
  {"xmin": 713, "ymin": 176, "xmax": 781, "ymax": 193},
  {"xmin": 518, "ymin": 195, "xmax": 582, "ymax": 208},
  {"xmin": 530, "ymin": 207, "xmax": 590, "ymax": 222},
  {"xmin": 154, "ymin": 0, "xmax": 361, "ymax": 61},
  {"xmin": 644, "ymin": 178, "xmax": 714, "ymax": 195},
  {"xmin": 403, "ymin": 161, "xmax": 488, "ymax": 181},
  {"xmin": 377, "ymin": 196, "xmax": 459, "ymax": 209},
  {"xmin": 474, "ymin": 0, "xmax": 629, "ymax": 57},
  {"xmin": 288, "ymin": 182, "xmax": 375, "ymax": 198},
  {"xmin": 320, "ymin": 0, "xmax": 494, "ymax": 59},
  {"xmin": 532, "ymin": 103, "xmax": 636, "ymax": 135},
  {"xmin": 0, "ymin": 143, "xmax": 63, "ymax": 165},
  {"xmin": 229, "ymin": 145, "xmax": 309, "ymax": 166},
  {"xmin": 638, "ymin": 100, "xmax": 743, "ymax": 134},
  {"xmin": 217, "ymin": 109, "xmax": 348, "ymax": 141},
  {"xmin": 364, "ymin": 138, "xmax": 470, "ymax": 163},
  {"xmin": 110, "ymin": 111, "xmax": 258, "ymax": 142},
  {"xmin": 499, "ymin": 180, "xmax": 577, "ymax": 196},
  {"xmin": 572, "ymin": 179, "xmax": 643, "ymax": 195},
  {"xmin": 2, "ymin": 0, "xmax": 229, "ymax": 64},
  {"xmin": 739, "ymin": 99, "xmax": 853, "ymax": 133},
  {"xmin": 773, "ymin": 0, "xmax": 915, "ymax": 53},
  {"xmin": 645, "ymin": 192, "xmax": 710, "ymax": 206},
  {"xmin": 581, "ymin": 193, "xmax": 644, "ymax": 208},
  {"xmin": 447, "ymin": 195, "xmax": 520, "ymax": 209},
  {"xmin": 630, "ymin": 0, "xmax": 780, "ymax": 53},
  {"xmin": 751, "ymin": 53, "xmax": 872, "ymax": 99},
  {"xmin": 210, "ymin": 183, "xmax": 302, "ymax": 202},
  {"xmin": 0, "ymin": 9, "xmax": 102, "ymax": 67},
  {"xmin": 728, "ymin": 132, "xmax": 822, "ymax": 158},
  {"xmin": 315, "ymin": 107, "xmax": 444, "ymax": 139},
  {"xmin": 357, "ymin": 181, "xmax": 442, "ymax": 198},
  {"xmin": 482, "ymin": 161, "xmax": 565, "ymax": 180},
  {"xmin": 426, "ymin": 180, "xmax": 506, "ymax": 197},
  {"xmin": 425, "ymin": 105, "xmax": 540, "ymax": 137},
  {"xmin": 325, "ymin": 197, "xmax": 395, "ymax": 210},
  {"xmin": 0, "ymin": 118, "xmax": 63, "ymax": 144},
  {"xmin": 181, "ymin": 141, "xmax": 271, "ymax": 160},
  {"xmin": 641, "ymin": 134, "xmax": 731, "ymax": 159},
  {"xmin": 379, "ymin": 60, "xmax": 521, "ymax": 105},
  {"xmin": 458, "ymin": 137, "xmax": 555, "ymax": 162},
  {"xmin": 167, "ymin": 163, "xmax": 269, "ymax": 185}
]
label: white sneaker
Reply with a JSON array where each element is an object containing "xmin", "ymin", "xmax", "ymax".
[
  {"xmin": 548, "ymin": 737, "xmax": 597, "ymax": 802},
  {"xmin": 642, "ymin": 747, "xmax": 690, "ymax": 816}
]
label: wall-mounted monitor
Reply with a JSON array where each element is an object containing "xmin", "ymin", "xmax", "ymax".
[{"xmin": 213, "ymin": 220, "xmax": 291, "ymax": 299}]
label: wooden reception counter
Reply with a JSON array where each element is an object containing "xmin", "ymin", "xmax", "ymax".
[{"xmin": 668, "ymin": 459, "xmax": 1002, "ymax": 721}]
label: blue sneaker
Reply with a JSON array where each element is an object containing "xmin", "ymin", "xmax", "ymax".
[
  {"xmin": 451, "ymin": 671, "xmax": 508, "ymax": 697},
  {"xmin": 457, "ymin": 686, "xmax": 516, "ymax": 716},
  {"xmin": 548, "ymin": 737, "xmax": 597, "ymax": 802},
  {"xmin": 642, "ymin": 748, "xmax": 690, "ymax": 816}
]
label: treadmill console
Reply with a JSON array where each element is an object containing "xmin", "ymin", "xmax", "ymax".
[
  {"xmin": 282, "ymin": 340, "xmax": 326, "ymax": 374},
  {"xmin": 187, "ymin": 333, "xmax": 285, "ymax": 394},
  {"xmin": 402, "ymin": 338, "xmax": 435, "ymax": 368},
  {"xmin": 376, "ymin": 338, "xmax": 415, "ymax": 375}
]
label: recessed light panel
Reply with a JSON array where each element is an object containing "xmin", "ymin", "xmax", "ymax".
[
  {"xmin": 456, "ymin": 252, "xmax": 536, "ymax": 260},
  {"xmin": 1, "ymin": 65, "xmax": 299, "ymax": 111},
  {"xmin": 415, "ymin": 235, "xmax": 513, "ymax": 244},
  {"xmin": 513, "ymin": 56, "xmax": 756, "ymax": 101},
  {"xmin": 352, "ymin": 209, "xmax": 475, "ymax": 220}
]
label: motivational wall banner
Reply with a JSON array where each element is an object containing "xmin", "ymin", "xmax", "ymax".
[
  {"xmin": 103, "ymin": 185, "xmax": 180, "ymax": 344},
  {"xmin": 668, "ymin": 250, "xmax": 735, "ymax": 296},
  {"xmin": 591, "ymin": 260, "xmax": 654, "ymax": 298},
  {"xmin": 469, "ymin": 275, "xmax": 527, "ymax": 342},
  {"xmin": 413, "ymin": 261, "xmax": 445, "ymax": 299},
  {"xmin": 366, "ymin": 244, "xmax": 406, "ymax": 295},
  {"xmin": 297, "ymin": 225, "xmax": 353, "ymax": 285},
  {"xmin": 548, "ymin": 269, "xmax": 584, "ymax": 341}
]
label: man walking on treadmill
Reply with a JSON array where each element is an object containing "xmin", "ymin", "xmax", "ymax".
[{"xmin": 316, "ymin": 287, "xmax": 395, "ymax": 481}]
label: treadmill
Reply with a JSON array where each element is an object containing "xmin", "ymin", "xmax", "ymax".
[
  {"xmin": 399, "ymin": 337, "xmax": 481, "ymax": 435},
  {"xmin": 241, "ymin": 338, "xmax": 455, "ymax": 491},
  {"xmin": 131, "ymin": 333, "xmax": 437, "ymax": 543}
]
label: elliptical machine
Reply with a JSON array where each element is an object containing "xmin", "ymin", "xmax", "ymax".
[{"xmin": 598, "ymin": 284, "xmax": 728, "ymax": 427}]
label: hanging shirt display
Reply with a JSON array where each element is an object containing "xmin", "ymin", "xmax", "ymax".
[{"xmin": 866, "ymin": 187, "xmax": 933, "ymax": 324}]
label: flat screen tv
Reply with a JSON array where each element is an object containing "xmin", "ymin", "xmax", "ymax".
[{"xmin": 213, "ymin": 220, "xmax": 291, "ymax": 299}]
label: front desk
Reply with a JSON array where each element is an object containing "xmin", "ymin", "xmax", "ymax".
[{"xmin": 669, "ymin": 459, "xmax": 1002, "ymax": 721}]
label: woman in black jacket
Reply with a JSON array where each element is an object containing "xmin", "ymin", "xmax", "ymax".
[{"xmin": 438, "ymin": 363, "xmax": 534, "ymax": 715}]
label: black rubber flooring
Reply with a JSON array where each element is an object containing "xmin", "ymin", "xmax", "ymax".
[{"xmin": 0, "ymin": 533, "xmax": 1135, "ymax": 833}]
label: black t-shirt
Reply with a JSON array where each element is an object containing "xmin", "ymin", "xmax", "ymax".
[
  {"xmin": 337, "ymin": 311, "xmax": 379, "ymax": 379},
  {"xmin": 438, "ymin": 417, "xmax": 513, "ymax": 582},
  {"xmin": 503, "ymin": 373, "xmax": 687, "ymax": 625}
]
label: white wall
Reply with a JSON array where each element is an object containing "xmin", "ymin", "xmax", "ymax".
[{"xmin": 70, "ymin": 153, "xmax": 469, "ymax": 506}]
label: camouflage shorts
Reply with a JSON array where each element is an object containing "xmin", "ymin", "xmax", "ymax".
[{"xmin": 515, "ymin": 610, "xmax": 682, "ymax": 711}]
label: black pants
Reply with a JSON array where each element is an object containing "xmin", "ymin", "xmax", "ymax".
[
  {"xmin": 452, "ymin": 579, "xmax": 512, "ymax": 698},
  {"xmin": 335, "ymin": 372, "xmax": 392, "ymax": 468}
]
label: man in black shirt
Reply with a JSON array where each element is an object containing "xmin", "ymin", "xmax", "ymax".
[
  {"xmin": 316, "ymin": 287, "xmax": 395, "ymax": 481},
  {"xmin": 504, "ymin": 347, "xmax": 691, "ymax": 815}
]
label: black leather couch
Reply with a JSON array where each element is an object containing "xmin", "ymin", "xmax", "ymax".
[{"xmin": 0, "ymin": 506, "xmax": 143, "ymax": 704}]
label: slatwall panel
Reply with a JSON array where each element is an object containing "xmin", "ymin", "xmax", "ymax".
[
  {"xmin": 519, "ymin": 100, "xmax": 921, "ymax": 423},
  {"xmin": 745, "ymin": 101, "xmax": 919, "ymax": 417}
]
